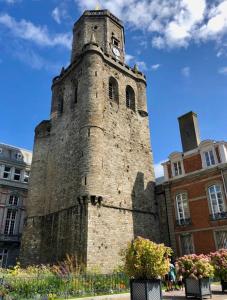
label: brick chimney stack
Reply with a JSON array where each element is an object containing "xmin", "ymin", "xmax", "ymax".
[{"xmin": 178, "ymin": 111, "xmax": 201, "ymax": 152}]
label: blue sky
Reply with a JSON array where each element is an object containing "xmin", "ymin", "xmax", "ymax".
[{"xmin": 0, "ymin": 0, "xmax": 227, "ymax": 177}]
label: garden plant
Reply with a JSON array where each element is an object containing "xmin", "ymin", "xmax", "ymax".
[{"xmin": 121, "ymin": 236, "xmax": 172, "ymax": 300}]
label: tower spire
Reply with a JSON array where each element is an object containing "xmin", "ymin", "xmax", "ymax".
[{"xmin": 95, "ymin": 2, "xmax": 101, "ymax": 10}]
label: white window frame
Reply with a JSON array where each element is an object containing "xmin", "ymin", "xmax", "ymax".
[
  {"xmin": 173, "ymin": 161, "xmax": 183, "ymax": 176},
  {"xmin": 4, "ymin": 209, "xmax": 17, "ymax": 235},
  {"xmin": 171, "ymin": 159, "xmax": 184, "ymax": 178},
  {"xmin": 204, "ymin": 150, "xmax": 215, "ymax": 167},
  {"xmin": 180, "ymin": 233, "xmax": 194, "ymax": 255},
  {"xmin": 208, "ymin": 184, "xmax": 226, "ymax": 216},
  {"xmin": 13, "ymin": 168, "xmax": 21, "ymax": 181},
  {"xmin": 214, "ymin": 230, "xmax": 227, "ymax": 249},
  {"xmin": 3, "ymin": 165, "xmax": 12, "ymax": 180},
  {"xmin": 23, "ymin": 170, "xmax": 30, "ymax": 183},
  {"xmin": 176, "ymin": 193, "xmax": 190, "ymax": 222},
  {"xmin": 9, "ymin": 194, "xmax": 19, "ymax": 206},
  {"xmin": 0, "ymin": 249, "xmax": 8, "ymax": 268}
]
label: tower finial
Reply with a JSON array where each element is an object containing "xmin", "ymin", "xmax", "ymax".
[{"xmin": 95, "ymin": 2, "xmax": 101, "ymax": 10}]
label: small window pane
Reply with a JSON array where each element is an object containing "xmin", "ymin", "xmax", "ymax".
[
  {"xmin": 176, "ymin": 193, "xmax": 189, "ymax": 221},
  {"xmin": 3, "ymin": 166, "xmax": 11, "ymax": 179},
  {"xmin": 180, "ymin": 234, "xmax": 194, "ymax": 255},
  {"xmin": 13, "ymin": 169, "xmax": 21, "ymax": 181},
  {"xmin": 204, "ymin": 150, "xmax": 215, "ymax": 167},
  {"xmin": 24, "ymin": 170, "xmax": 30, "ymax": 183},
  {"xmin": 208, "ymin": 185, "xmax": 225, "ymax": 215},
  {"xmin": 215, "ymin": 231, "xmax": 227, "ymax": 249}
]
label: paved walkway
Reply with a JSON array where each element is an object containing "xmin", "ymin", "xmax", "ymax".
[
  {"xmin": 74, "ymin": 285, "xmax": 227, "ymax": 300},
  {"xmin": 162, "ymin": 285, "xmax": 227, "ymax": 300}
]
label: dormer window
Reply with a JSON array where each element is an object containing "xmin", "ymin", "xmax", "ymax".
[
  {"xmin": 204, "ymin": 150, "xmax": 215, "ymax": 167},
  {"xmin": 173, "ymin": 161, "xmax": 182, "ymax": 176},
  {"xmin": 15, "ymin": 153, "xmax": 23, "ymax": 161}
]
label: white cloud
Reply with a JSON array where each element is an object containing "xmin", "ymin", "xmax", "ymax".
[
  {"xmin": 14, "ymin": 47, "xmax": 61, "ymax": 73},
  {"xmin": 181, "ymin": 66, "xmax": 190, "ymax": 77},
  {"xmin": 124, "ymin": 53, "xmax": 147, "ymax": 72},
  {"xmin": 125, "ymin": 54, "xmax": 134, "ymax": 64},
  {"xmin": 51, "ymin": 6, "xmax": 69, "ymax": 24},
  {"xmin": 218, "ymin": 66, "xmax": 227, "ymax": 75},
  {"xmin": 154, "ymin": 160, "xmax": 165, "ymax": 178},
  {"xmin": 74, "ymin": 0, "xmax": 227, "ymax": 50},
  {"xmin": 0, "ymin": 13, "xmax": 71, "ymax": 48},
  {"xmin": 3, "ymin": 0, "xmax": 21, "ymax": 4},
  {"xmin": 151, "ymin": 64, "xmax": 161, "ymax": 71},
  {"xmin": 52, "ymin": 7, "xmax": 61, "ymax": 24},
  {"xmin": 136, "ymin": 61, "xmax": 147, "ymax": 71}
]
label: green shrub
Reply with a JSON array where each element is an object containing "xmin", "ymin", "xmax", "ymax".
[{"xmin": 121, "ymin": 236, "xmax": 172, "ymax": 280}]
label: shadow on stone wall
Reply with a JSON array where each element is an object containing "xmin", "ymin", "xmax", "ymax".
[{"xmin": 131, "ymin": 172, "xmax": 159, "ymax": 242}]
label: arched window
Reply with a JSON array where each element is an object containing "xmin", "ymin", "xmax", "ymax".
[
  {"xmin": 176, "ymin": 193, "xmax": 190, "ymax": 225},
  {"xmin": 109, "ymin": 77, "xmax": 119, "ymax": 102},
  {"xmin": 126, "ymin": 85, "xmax": 135, "ymax": 111},
  {"xmin": 208, "ymin": 184, "xmax": 225, "ymax": 218}
]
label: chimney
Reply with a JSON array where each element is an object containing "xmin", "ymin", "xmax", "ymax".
[{"xmin": 178, "ymin": 111, "xmax": 201, "ymax": 152}]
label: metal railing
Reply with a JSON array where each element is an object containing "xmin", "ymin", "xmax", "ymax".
[
  {"xmin": 0, "ymin": 273, "xmax": 129, "ymax": 299},
  {"xmin": 176, "ymin": 218, "xmax": 192, "ymax": 226},
  {"xmin": 209, "ymin": 212, "xmax": 227, "ymax": 221}
]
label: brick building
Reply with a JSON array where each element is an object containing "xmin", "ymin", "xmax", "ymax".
[
  {"xmin": 0, "ymin": 143, "xmax": 32, "ymax": 267},
  {"xmin": 158, "ymin": 112, "xmax": 227, "ymax": 257}
]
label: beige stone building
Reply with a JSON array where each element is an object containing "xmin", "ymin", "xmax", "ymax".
[
  {"xmin": 20, "ymin": 10, "xmax": 160, "ymax": 271},
  {"xmin": 0, "ymin": 143, "xmax": 32, "ymax": 267}
]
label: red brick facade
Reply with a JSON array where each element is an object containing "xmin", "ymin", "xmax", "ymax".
[{"xmin": 162, "ymin": 140, "xmax": 227, "ymax": 257}]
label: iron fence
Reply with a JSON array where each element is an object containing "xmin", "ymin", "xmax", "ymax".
[{"xmin": 0, "ymin": 272, "xmax": 129, "ymax": 299}]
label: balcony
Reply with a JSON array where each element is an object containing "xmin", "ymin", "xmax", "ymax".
[
  {"xmin": 0, "ymin": 234, "xmax": 21, "ymax": 242},
  {"xmin": 209, "ymin": 212, "xmax": 227, "ymax": 221},
  {"xmin": 176, "ymin": 218, "xmax": 192, "ymax": 226}
]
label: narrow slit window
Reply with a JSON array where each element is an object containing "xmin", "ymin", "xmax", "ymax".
[{"xmin": 58, "ymin": 96, "xmax": 64, "ymax": 115}]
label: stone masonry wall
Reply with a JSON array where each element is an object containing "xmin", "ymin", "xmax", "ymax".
[{"xmin": 20, "ymin": 12, "xmax": 160, "ymax": 271}]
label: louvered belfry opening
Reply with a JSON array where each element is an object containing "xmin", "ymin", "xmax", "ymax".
[
  {"xmin": 126, "ymin": 85, "xmax": 135, "ymax": 111},
  {"xmin": 109, "ymin": 77, "xmax": 118, "ymax": 102}
]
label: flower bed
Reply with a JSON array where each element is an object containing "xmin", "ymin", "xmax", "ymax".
[
  {"xmin": 210, "ymin": 249, "xmax": 227, "ymax": 292},
  {"xmin": 176, "ymin": 254, "xmax": 214, "ymax": 280},
  {"xmin": 0, "ymin": 260, "xmax": 129, "ymax": 299}
]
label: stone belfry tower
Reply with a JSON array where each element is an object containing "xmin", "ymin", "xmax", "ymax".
[{"xmin": 20, "ymin": 10, "xmax": 159, "ymax": 271}]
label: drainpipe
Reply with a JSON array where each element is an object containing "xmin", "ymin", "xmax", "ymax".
[{"xmin": 221, "ymin": 169, "xmax": 227, "ymax": 199}]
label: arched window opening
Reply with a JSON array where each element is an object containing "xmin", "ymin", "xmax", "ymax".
[
  {"xmin": 109, "ymin": 77, "xmax": 118, "ymax": 102},
  {"xmin": 208, "ymin": 184, "xmax": 225, "ymax": 219},
  {"xmin": 126, "ymin": 85, "xmax": 135, "ymax": 111}
]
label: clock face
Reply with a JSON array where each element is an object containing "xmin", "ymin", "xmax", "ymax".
[{"xmin": 112, "ymin": 47, "xmax": 120, "ymax": 58}]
